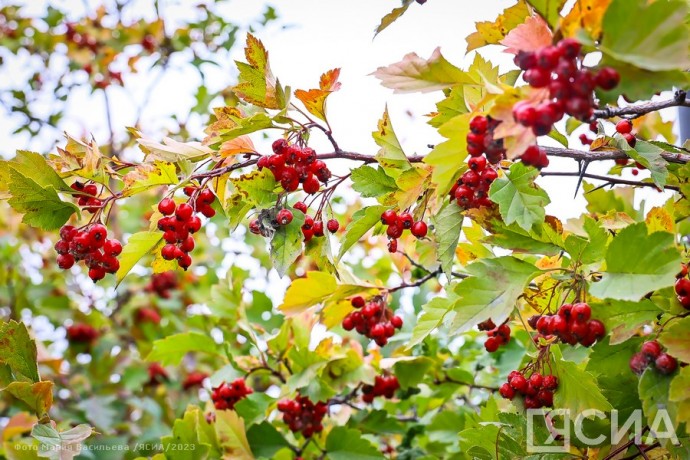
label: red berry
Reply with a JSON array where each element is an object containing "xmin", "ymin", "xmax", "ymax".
[
  {"xmin": 537, "ymin": 390, "xmax": 554, "ymax": 407},
  {"xmin": 272, "ymin": 138, "xmax": 288, "ymax": 154},
  {"xmin": 542, "ymin": 375, "xmax": 558, "ymax": 390},
  {"xmin": 655, "ymin": 353, "xmax": 678, "ymax": 375},
  {"xmin": 622, "ymin": 132, "xmax": 636, "ymax": 147},
  {"xmin": 381, "ymin": 210, "xmax": 397, "ymax": 225},
  {"xmin": 303, "ymin": 176, "xmax": 320, "ymax": 194},
  {"xmin": 60, "ymin": 225, "xmax": 77, "ymax": 241},
  {"xmin": 641, "ymin": 341, "xmax": 662, "ymax": 359},
  {"xmin": 342, "ymin": 316, "xmax": 354, "ymax": 331},
  {"xmin": 351, "ymin": 296, "xmax": 365, "ymax": 308},
  {"xmin": 509, "ymin": 374, "xmax": 528, "ymax": 393},
  {"xmin": 176, "ymin": 203, "xmax": 193, "ymax": 221},
  {"xmin": 615, "ymin": 119, "xmax": 633, "ymax": 134},
  {"xmin": 557, "ymin": 38, "xmax": 581, "ymax": 59},
  {"xmin": 588, "ymin": 319, "xmax": 606, "ymax": 340},
  {"xmin": 57, "ymin": 253, "xmax": 75, "ymax": 269},
  {"xmin": 529, "ymin": 373, "xmax": 543, "ymax": 389},
  {"xmin": 83, "ymin": 184, "xmax": 98, "ymax": 196},
  {"xmin": 158, "ymin": 198, "xmax": 176, "ymax": 215},
  {"xmin": 391, "ymin": 315, "xmax": 403, "ymax": 329},
  {"xmin": 276, "ymin": 209, "xmax": 293, "ymax": 225},
  {"xmin": 411, "ymin": 221, "xmax": 428, "ymax": 238},
  {"xmin": 468, "ymin": 156, "xmax": 487, "ymax": 172},
  {"xmin": 103, "ymin": 239, "xmax": 122, "ymax": 256},
  {"xmin": 485, "ymin": 336, "xmax": 500, "ymax": 352},
  {"xmin": 461, "ymin": 170, "xmax": 480, "ymax": 187},
  {"xmin": 523, "ymin": 67, "xmax": 551, "ymax": 88},
  {"xmin": 536, "ymin": 46, "xmax": 562, "ymax": 70},
  {"xmin": 499, "ymin": 383, "xmax": 515, "ymax": 399},
  {"xmin": 387, "ymin": 239, "xmax": 398, "ymax": 253},
  {"xmin": 88, "ymin": 266, "xmax": 106, "ymax": 282},
  {"xmin": 313, "ymin": 221, "xmax": 324, "ymax": 237},
  {"xmin": 398, "ymin": 213, "xmax": 414, "ymax": 230},
  {"xmin": 161, "ymin": 244, "xmax": 177, "ymax": 260},
  {"xmin": 514, "ymin": 51, "xmax": 537, "ymax": 70},
  {"xmin": 469, "ymin": 116, "xmax": 489, "ymax": 134},
  {"xmin": 571, "ymin": 303, "xmax": 591, "ymax": 323},
  {"xmin": 294, "ymin": 201, "xmax": 308, "ymax": 213},
  {"xmin": 595, "ymin": 67, "xmax": 620, "ymax": 90},
  {"xmin": 386, "ymin": 223, "xmax": 403, "ymax": 239},
  {"xmin": 326, "ymin": 219, "xmax": 339, "ymax": 233},
  {"xmin": 629, "ymin": 352, "xmax": 649, "ymax": 375}
]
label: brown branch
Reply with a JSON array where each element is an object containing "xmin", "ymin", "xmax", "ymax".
[
  {"xmin": 540, "ymin": 171, "xmax": 679, "ymax": 191},
  {"xmin": 542, "ymin": 146, "xmax": 690, "ymax": 165},
  {"xmin": 594, "ymin": 90, "xmax": 688, "ymax": 120},
  {"xmin": 388, "ymin": 268, "xmax": 442, "ymax": 293}
]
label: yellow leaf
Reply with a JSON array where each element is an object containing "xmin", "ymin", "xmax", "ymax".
[
  {"xmin": 122, "ymin": 161, "xmax": 178, "ymax": 197},
  {"xmin": 500, "ymin": 14, "xmax": 553, "ymax": 54},
  {"xmin": 279, "ymin": 271, "xmax": 338, "ymax": 316},
  {"xmin": 294, "ymin": 68, "xmax": 342, "ymax": 123},
  {"xmin": 466, "ymin": 0, "xmax": 531, "ymax": 52},
  {"xmin": 560, "ymin": 0, "xmax": 612, "ymax": 41},
  {"xmin": 5, "ymin": 381, "xmax": 53, "ymax": 419},
  {"xmin": 214, "ymin": 410, "xmax": 254, "ymax": 460},
  {"xmin": 394, "ymin": 165, "xmax": 431, "ymax": 210},
  {"xmin": 49, "ymin": 133, "xmax": 107, "ymax": 184},
  {"xmin": 137, "ymin": 137, "xmax": 213, "ymax": 163},
  {"xmin": 646, "ymin": 207, "xmax": 675, "ymax": 234}
]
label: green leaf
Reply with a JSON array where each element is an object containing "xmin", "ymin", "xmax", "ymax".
[
  {"xmin": 638, "ymin": 368, "xmax": 675, "ymax": 428},
  {"xmin": 230, "ymin": 169, "xmax": 278, "ymax": 208},
  {"xmin": 350, "ymin": 165, "xmax": 398, "ymax": 198},
  {"xmin": 116, "ymin": 232, "xmax": 163, "ymax": 283},
  {"xmin": 0, "ymin": 321, "xmax": 39, "ymax": 383},
  {"xmin": 146, "ymin": 332, "xmax": 222, "ymax": 366},
  {"xmin": 373, "ymin": 107, "xmax": 411, "ymax": 176},
  {"xmin": 232, "ymin": 34, "xmax": 284, "ymax": 109},
  {"xmin": 4, "ymin": 150, "xmax": 71, "ymax": 192},
  {"xmin": 325, "ymin": 427, "xmax": 384, "ymax": 460},
  {"xmin": 32, "ymin": 423, "xmax": 92, "ymax": 460},
  {"xmin": 215, "ymin": 112, "xmax": 275, "ymax": 143},
  {"xmin": 234, "ymin": 393, "xmax": 274, "ymax": 426},
  {"xmin": 526, "ymin": 0, "xmax": 566, "ymax": 29},
  {"xmin": 161, "ymin": 407, "xmax": 212, "ymax": 460},
  {"xmin": 338, "ymin": 205, "xmax": 388, "ymax": 260},
  {"xmin": 270, "ymin": 211, "xmax": 305, "ymax": 277},
  {"xmin": 371, "ymin": 48, "xmax": 469, "ymax": 93},
  {"xmin": 450, "ymin": 257, "xmax": 539, "ymax": 334},
  {"xmin": 618, "ymin": 139, "xmax": 668, "ymax": 188},
  {"xmin": 600, "ymin": 0, "xmax": 690, "ymax": 71},
  {"xmin": 594, "ymin": 299, "xmax": 662, "ymax": 345},
  {"xmin": 392, "ymin": 357, "xmax": 434, "ymax": 389},
  {"xmin": 669, "ymin": 366, "xmax": 690, "ymax": 402},
  {"xmin": 489, "ymin": 162, "xmax": 550, "ymax": 231},
  {"xmin": 5, "ymin": 381, "xmax": 53, "ymax": 419},
  {"xmin": 432, "ymin": 202, "xmax": 463, "ymax": 277},
  {"xmin": 552, "ymin": 346, "xmax": 613, "ymax": 414},
  {"xmin": 589, "ymin": 222, "xmax": 680, "ymax": 301},
  {"xmin": 214, "ymin": 408, "xmax": 254, "ymax": 460},
  {"xmin": 246, "ymin": 422, "xmax": 289, "ymax": 458},
  {"xmin": 408, "ymin": 292, "xmax": 457, "ymax": 348},
  {"xmin": 7, "ymin": 169, "xmax": 79, "ymax": 230},
  {"xmin": 121, "ymin": 161, "xmax": 179, "ymax": 197},
  {"xmin": 374, "ymin": 0, "xmax": 413, "ymax": 37},
  {"xmin": 485, "ymin": 220, "xmax": 563, "ymax": 255},
  {"xmin": 582, "ymin": 182, "xmax": 639, "ymax": 219},
  {"xmin": 424, "ymin": 114, "xmax": 470, "ymax": 196},
  {"xmin": 659, "ymin": 316, "xmax": 690, "ymax": 364}
]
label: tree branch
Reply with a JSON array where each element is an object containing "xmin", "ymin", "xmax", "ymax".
[
  {"xmin": 542, "ymin": 146, "xmax": 690, "ymax": 165},
  {"xmin": 594, "ymin": 90, "xmax": 689, "ymax": 120},
  {"xmin": 540, "ymin": 171, "xmax": 679, "ymax": 191}
]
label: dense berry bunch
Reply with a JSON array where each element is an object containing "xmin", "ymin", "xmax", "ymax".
[
  {"xmin": 70, "ymin": 181, "xmax": 103, "ymax": 213},
  {"xmin": 66, "ymin": 323, "xmax": 99, "ymax": 344},
  {"xmin": 629, "ymin": 340, "xmax": 678, "ymax": 376},
  {"xmin": 499, "ymin": 370, "xmax": 558, "ymax": 409},
  {"xmin": 478, "ymin": 319, "xmax": 511, "ymax": 352},
  {"xmin": 157, "ymin": 187, "xmax": 215, "ymax": 270},
  {"xmin": 675, "ymin": 263, "xmax": 690, "ymax": 309},
  {"xmin": 277, "ymin": 395, "xmax": 328, "ymax": 438},
  {"xmin": 257, "ymin": 139, "xmax": 331, "ymax": 194},
  {"xmin": 448, "ymin": 115, "xmax": 500, "ymax": 210},
  {"xmin": 379, "ymin": 210, "xmax": 428, "ymax": 253},
  {"xmin": 532, "ymin": 302, "xmax": 605, "ymax": 347},
  {"xmin": 182, "ymin": 371, "xmax": 209, "ymax": 391},
  {"xmin": 513, "ymin": 38, "xmax": 619, "ymax": 135},
  {"xmin": 55, "ymin": 223, "xmax": 122, "ymax": 282},
  {"xmin": 211, "ymin": 379, "xmax": 253, "ymax": 410},
  {"xmin": 342, "ymin": 296, "xmax": 403, "ymax": 346},
  {"xmin": 361, "ymin": 375, "xmax": 400, "ymax": 403},
  {"xmin": 136, "ymin": 307, "xmax": 161, "ymax": 325},
  {"xmin": 145, "ymin": 271, "xmax": 179, "ymax": 298},
  {"xmin": 148, "ymin": 363, "xmax": 169, "ymax": 385}
]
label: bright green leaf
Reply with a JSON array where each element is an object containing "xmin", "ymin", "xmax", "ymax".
[
  {"xmin": 489, "ymin": 162, "xmax": 550, "ymax": 231},
  {"xmin": 325, "ymin": 427, "xmax": 384, "ymax": 460},
  {"xmin": 147, "ymin": 332, "xmax": 222, "ymax": 366}
]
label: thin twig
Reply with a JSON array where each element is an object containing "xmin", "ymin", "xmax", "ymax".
[{"xmin": 540, "ymin": 171, "xmax": 678, "ymax": 191}]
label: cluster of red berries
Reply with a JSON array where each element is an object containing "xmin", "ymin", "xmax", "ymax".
[
  {"xmin": 449, "ymin": 116, "xmax": 500, "ymax": 209},
  {"xmin": 675, "ymin": 264, "xmax": 690, "ymax": 309},
  {"xmin": 478, "ymin": 319, "xmax": 511, "ymax": 352},
  {"xmin": 145, "ymin": 271, "xmax": 179, "ymax": 299},
  {"xmin": 211, "ymin": 379, "xmax": 253, "ymax": 410},
  {"xmin": 148, "ymin": 363, "xmax": 169, "ymax": 385},
  {"xmin": 136, "ymin": 307, "xmax": 161, "ymax": 325},
  {"xmin": 342, "ymin": 296, "xmax": 403, "ymax": 346},
  {"xmin": 500, "ymin": 370, "xmax": 558, "ymax": 409},
  {"xmin": 55, "ymin": 223, "xmax": 122, "ymax": 282},
  {"xmin": 277, "ymin": 395, "xmax": 328, "ymax": 438},
  {"xmin": 530, "ymin": 302, "xmax": 605, "ymax": 347},
  {"xmin": 520, "ymin": 145, "xmax": 549, "ymax": 169},
  {"xmin": 257, "ymin": 139, "xmax": 331, "ymax": 194},
  {"xmin": 66, "ymin": 323, "xmax": 99, "ymax": 344},
  {"xmin": 182, "ymin": 371, "xmax": 209, "ymax": 391},
  {"xmin": 249, "ymin": 203, "xmax": 340, "ymax": 243},
  {"xmin": 629, "ymin": 340, "xmax": 678, "ymax": 376},
  {"xmin": 513, "ymin": 38, "xmax": 619, "ymax": 135},
  {"xmin": 615, "ymin": 119, "xmax": 637, "ymax": 148},
  {"xmin": 361, "ymin": 375, "xmax": 400, "ymax": 403},
  {"xmin": 379, "ymin": 210, "xmax": 428, "ymax": 253},
  {"xmin": 70, "ymin": 181, "xmax": 103, "ymax": 213},
  {"xmin": 157, "ymin": 187, "xmax": 215, "ymax": 270}
]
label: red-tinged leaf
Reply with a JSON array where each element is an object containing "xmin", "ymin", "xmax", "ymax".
[
  {"xmin": 233, "ymin": 34, "xmax": 284, "ymax": 109},
  {"xmin": 219, "ymin": 135, "xmax": 257, "ymax": 158},
  {"xmin": 500, "ymin": 15, "xmax": 553, "ymax": 54},
  {"xmin": 319, "ymin": 68, "xmax": 342, "ymax": 92},
  {"xmin": 466, "ymin": 0, "xmax": 531, "ymax": 52},
  {"xmin": 294, "ymin": 90, "xmax": 331, "ymax": 124},
  {"xmin": 371, "ymin": 48, "xmax": 469, "ymax": 93}
]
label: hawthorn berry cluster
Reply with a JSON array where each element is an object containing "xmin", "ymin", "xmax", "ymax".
[
  {"xmin": 513, "ymin": 38, "xmax": 620, "ymax": 135},
  {"xmin": 478, "ymin": 319, "xmax": 511, "ymax": 353},
  {"xmin": 211, "ymin": 379, "xmax": 253, "ymax": 410},
  {"xmin": 500, "ymin": 371, "xmax": 558, "ymax": 409},
  {"xmin": 157, "ymin": 187, "xmax": 215, "ymax": 270},
  {"xmin": 531, "ymin": 302, "xmax": 605, "ymax": 347},
  {"xmin": 136, "ymin": 307, "xmax": 161, "ymax": 325},
  {"xmin": 145, "ymin": 271, "xmax": 179, "ymax": 298},
  {"xmin": 182, "ymin": 371, "xmax": 209, "ymax": 391},
  {"xmin": 449, "ymin": 115, "xmax": 500, "ymax": 209},
  {"xmin": 277, "ymin": 396, "xmax": 328, "ymax": 438},
  {"xmin": 55, "ymin": 223, "xmax": 122, "ymax": 282},
  {"xmin": 66, "ymin": 323, "xmax": 99, "ymax": 344},
  {"xmin": 257, "ymin": 139, "xmax": 331, "ymax": 194},
  {"xmin": 361, "ymin": 375, "xmax": 400, "ymax": 403},
  {"xmin": 629, "ymin": 340, "xmax": 678, "ymax": 376},
  {"xmin": 675, "ymin": 263, "xmax": 690, "ymax": 309},
  {"xmin": 70, "ymin": 181, "xmax": 103, "ymax": 213},
  {"xmin": 379, "ymin": 209, "xmax": 428, "ymax": 253},
  {"xmin": 342, "ymin": 296, "xmax": 403, "ymax": 346}
]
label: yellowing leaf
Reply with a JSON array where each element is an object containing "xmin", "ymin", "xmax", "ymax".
[
  {"xmin": 50, "ymin": 134, "xmax": 107, "ymax": 184},
  {"xmin": 560, "ymin": 0, "xmax": 612, "ymax": 40},
  {"xmin": 233, "ymin": 33, "xmax": 284, "ymax": 109},
  {"xmin": 5, "ymin": 381, "xmax": 53, "ymax": 418},
  {"xmin": 219, "ymin": 135, "xmax": 256, "ymax": 158},
  {"xmin": 500, "ymin": 14, "xmax": 553, "ymax": 54},
  {"xmin": 374, "ymin": 0, "xmax": 413, "ymax": 37},
  {"xmin": 137, "ymin": 137, "xmax": 213, "ymax": 163},
  {"xmin": 116, "ymin": 232, "xmax": 163, "ymax": 283},
  {"xmin": 646, "ymin": 207, "xmax": 675, "ymax": 234},
  {"xmin": 466, "ymin": 0, "xmax": 531, "ymax": 52},
  {"xmin": 122, "ymin": 161, "xmax": 178, "ymax": 197},
  {"xmin": 279, "ymin": 272, "xmax": 338, "ymax": 316},
  {"xmin": 294, "ymin": 68, "xmax": 342, "ymax": 124},
  {"xmin": 373, "ymin": 107, "xmax": 411, "ymax": 176},
  {"xmin": 394, "ymin": 165, "xmax": 431, "ymax": 210},
  {"xmin": 371, "ymin": 47, "xmax": 469, "ymax": 93},
  {"xmin": 2, "ymin": 412, "xmax": 36, "ymax": 441},
  {"xmin": 215, "ymin": 410, "xmax": 254, "ymax": 460}
]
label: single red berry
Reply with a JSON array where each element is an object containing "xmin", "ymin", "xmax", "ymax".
[
  {"xmin": 461, "ymin": 170, "xmax": 480, "ymax": 187},
  {"xmin": 529, "ymin": 373, "xmax": 543, "ymax": 389},
  {"xmin": 499, "ymin": 382, "xmax": 515, "ymax": 399},
  {"xmin": 272, "ymin": 138, "xmax": 289, "ymax": 154},
  {"xmin": 386, "ymin": 223, "xmax": 403, "ymax": 239},
  {"xmin": 411, "ymin": 221, "xmax": 428, "ymax": 238},
  {"xmin": 161, "ymin": 244, "xmax": 177, "ymax": 260},
  {"xmin": 615, "ymin": 119, "xmax": 633, "ymax": 134},
  {"xmin": 381, "ymin": 210, "xmax": 397, "ymax": 225},
  {"xmin": 398, "ymin": 213, "xmax": 414, "ymax": 230},
  {"xmin": 509, "ymin": 374, "xmax": 528, "ymax": 394},
  {"xmin": 387, "ymin": 239, "xmax": 398, "ymax": 253},
  {"xmin": 523, "ymin": 67, "xmax": 551, "ymax": 88},
  {"xmin": 303, "ymin": 176, "xmax": 320, "ymax": 194},
  {"xmin": 83, "ymin": 184, "xmax": 98, "ymax": 196},
  {"xmin": 641, "ymin": 341, "xmax": 662, "ymax": 359},
  {"xmin": 485, "ymin": 336, "xmax": 500, "ymax": 352},
  {"xmin": 468, "ymin": 156, "xmax": 487, "ymax": 172},
  {"xmin": 88, "ymin": 266, "xmax": 106, "ymax": 282},
  {"xmin": 60, "ymin": 225, "xmax": 77, "ymax": 241},
  {"xmin": 572, "ymin": 303, "xmax": 591, "ymax": 323},
  {"xmin": 103, "ymin": 239, "xmax": 122, "ymax": 256},
  {"xmin": 557, "ymin": 38, "xmax": 581, "ymax": 59},
  {"xmin": 469, "ymin": 116, "xmax": 489, "ymax": 134},
  {"xmin": 294, "ymin": 202, "xmax": 308, "ymax": 213},
  {"xmin": 391, "ymin": 315, "xmax": 403, "ymax": 329},
  {"xmin": 180, "ymin": 236, "xmax": 195, "ymax": 252},
  {"xmin": 57, "ymin": 253, "xmax": 75, "ymax": 269},
  {"xmin": 158, "ymin": 198, "xmax": 176, "ymax": 215},
  {"xmin": 351, "ymin": 296, "xmax": 365, "ymax": 308},
  {"xmin": 537, "ymin": 390, "xmax": 554, "ymax": 407},
  {"xmin": 655, "ymin": 353, "xmax": 678, "ymax": 375},
  {"xmin": 622, "ymin": 132, "xmax": 637, "ymax": 148},
  {"xmin": 176, "ymin": 203, "xmax": 194, "ymax": 221},
  {"xmin": 313, "ymin": 221, "xmax": 324, "ymax": 237},
  {"xmin": 536, "ymin": 46, "xmax": 562, "ymax": 70},
  {"xmin": 595, "ymin": 67, "xmax": 620, "ymax": 90},
  {"xmin": 480, "ymin": 168, "xmax": 498, "ymax": 184},
  {"xmin": 542, "ymin": 375, "xmax": 558, "ymax": 390},
  {"xmin": 276, "ymin": 209, "xmax": 293, "ymax": 225},
  {"xmin": 513, "ymin": 51, "xmax": 537, "ymax": 71},
  {"xmin": 326, "ymin": 219, "xmax": 339, "ymax": 233},
  {"xmin": 588, "ymin": 319, "xmax": 606, "ymax": 340},
  {"xmin": 342, "ymin": 316, "xmax": 354, "ymax": 331}
]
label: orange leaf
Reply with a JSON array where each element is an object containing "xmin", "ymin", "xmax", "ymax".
[
  {"xmin": 560, "ymin": 0, "xmax": 612, "ymax": 41},
  {"xmin": 501, "ymin": 15, "xmax": 553, "ymax": 54},
  {"xmin": 319, "ymin": 68, "xmax": 342, "ymax": 91},
  {"xmin": 466, "ymin": 0, "xmax": 531, "ymax": 52},
  {"xmin": 294, "ymin": 68, "xmax": 342, "ymax": 123},
  {"xmin": 219, "ymin": 135, "xmax": 257, "ymax": 157}
]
